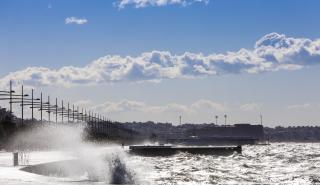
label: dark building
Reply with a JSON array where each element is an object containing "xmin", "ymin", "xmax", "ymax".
[
  {"xmin": 188, "ymin": 124, "xmax": 264, "ymax": 140},
  {"xmin": 168, "ymin": 123, "xmax": 265, "ymax": 145}
]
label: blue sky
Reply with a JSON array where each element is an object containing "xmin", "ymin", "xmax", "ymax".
[{"xmin": 1, "ymin": 0, "xmax": 320, "ymax": 126}]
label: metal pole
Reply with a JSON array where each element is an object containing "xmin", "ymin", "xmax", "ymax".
[
  {"xmin": 40, "ymin": 92, "xmax": 42, "ymax": 123},
  {"xmin": 77, "ymin": 106, "xmax": 79, "ymax": 121},
  {"xmin": 61, "ymin": 100, "xmax": 64, "ymax": 123},
  {"xmin": 68, "ymin": 102, "xmax": 70, "ymax": 123},
  {"xmin": 21, "ymin": 85, "xmax": 24, "ymax": 125},
  {"xmin": 215, "ymin": 115, "xmax": 218, "ymax": 125},
  {"xmin": 72, "ymin": 105, "xmax": 74, "ymax": 122},
  {"xmin": 55, "ymin": 98, "xmax": 58, "ymax": 123},
  {"xmin": 81, "ymin": 108, "xmax": 83, "ymax": 121},
  {"xmin": 9, "ymin": 80, "xmax": 12, "ymax": 114},
  {"xmin": 31, "ymin": 89, "xmax": 34, "ymax": 121},
  {"xmin": 48, "ymin": 96, "xmax": 50, "ymax": 123},
  {"xmin": 88, "ymin": 110, "xmax": 91, "ymax": 123},
  {"xmin": 85, "ymin": 109, "xmax": 87, "ymax": 122},
  {"xmin": 94, "ymin": 113, "xmax": 96, "ymax": 130}
]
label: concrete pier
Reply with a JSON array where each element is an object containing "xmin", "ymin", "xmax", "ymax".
[{"xmin": 129, "ymin": 145, "xmax": 242, "ymax": 156}]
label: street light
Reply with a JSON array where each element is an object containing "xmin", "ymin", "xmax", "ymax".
[
  {"xmin": 21, "ymin": 85, "xmax": 29, "ymax": 125},
  {"xmin": 61, "ymin": 100, "xmax": 64, "ymax": 123},
  {"xmin": 67, "ymin": 102, "xmax": 70, "ymax": 123},
  {"xmin": 40, "ymin": 93, "xmax": 43, "ymax": 123},
  {"xmin": 48, "ymin": 96, "xmax": 50, "ymax": 123},
  {"xmin": 215, "ymin": 115, "xmax": 218, "ymax": 125},
  {"xmin": 72, "ymin": 104, "xmax": 75, "ymax": 122}
]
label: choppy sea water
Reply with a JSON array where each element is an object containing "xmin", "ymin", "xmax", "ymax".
[
  {"xmin": 129, "ymin": 143, "xmax": 320, "ymax": 184},
  {"xmin": 1, "ymin": 143, "xmax": 320, "ymax": 185}
]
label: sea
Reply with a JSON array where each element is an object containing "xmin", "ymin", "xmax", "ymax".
[{"xmin": 1, "ymin": 143, "xmax": 320, "ymax": 185}]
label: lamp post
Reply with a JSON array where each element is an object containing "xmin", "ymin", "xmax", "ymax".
[
  {"xmin": 81, "ymin": 108, "xmax": 83, "ymax": 121},
  {"xmin": 61, "ymin": 100, "xmax": 64, "ymax": 123},
  {"xmin": 30, "ymin": 89, "xmax": 40, "ymax": 121},
  {"xmin": 21, "ymin": 85, "xmax": 23, "ymax": 125},
  {"xmin": 72, "ymin": 104, "xmax": 75, "ymax": 122},
  {"xmin": 40, "ymin": 92, "xmax": 43, "ymax": 123},
  {"xmin": 55, "ymin": 98, "xmax": 58, "ymax": 123},
  {"xmin": 224, "ymin": 114, "xmax": 227, "ymax": 126},
  {"xmin": 31, "ymin": 89, "xmax": 34, "ymax": 120},
  {"xmin": 77, "ymin": 106, "xmax": 79, "ymax": 121},
  {"xmin": 21, "ymin": 85, "xmax": 29, "ymax": 125},
  {"xmin": 67, "ymin": 102, "xmax": 70, "ymax": 123},
  {"xmin": 48, "ymin": 96, "xmax": 50, "ymax": 123},
  {"xmin": 85, "ymin": 109, "xmax": 87, "ymax": 122},
  {"xmin": 215, "ymin": 115, "xmax": 218, "ymax": 125},
  {"xmin": 10, "ymin": 80, "xmax": 13, "ymax": 114}
]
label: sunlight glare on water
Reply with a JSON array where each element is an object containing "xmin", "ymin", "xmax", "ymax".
[{"xmin": 130, "ymin": 143, "xmax": 320, "ymax": 184}]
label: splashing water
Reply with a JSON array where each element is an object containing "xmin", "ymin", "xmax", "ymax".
[
  {"xmin": 2, "ymin": 123, "xmax": 148, "ymax": 184},
  {"xmin": 2, "ymin": 124, "xmax": 319, "ymax": 184},
  {"xmin": 110, "ymin": 157, "xmax": 134, "ymax": 184}
]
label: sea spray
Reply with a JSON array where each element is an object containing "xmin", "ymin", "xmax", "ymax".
[
  {"xmin": 6, "ymin": 123, "xmax": 150, "ymax": 183},
  {"xmin": 110, "ymin": 156, "xmax": 134, "ymax": 184}
]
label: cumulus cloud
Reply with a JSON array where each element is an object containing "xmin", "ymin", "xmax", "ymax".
[
  {"xmin": 287, "ymin": 103, "xmax": 311, "ymax": 110},
  {"xmin": 73, "ymin": 100, "xmax": 94, "ymax": 108},
  {"xmin": 1, "ymin": 33, "xmax": 320, "ymax": 89},
  {"xmin": 240, "ymin": 103, "xmax": 261, "ymax": 111},
  {"xmin": 65, "ymin": 17, "xmax": 88, "ymax": 25},
  {"xmin": 89, "ymin": 99, "xmax": 227, "ymax": 114},
  {"xmin": 115, "ymin": 0, "xmax": 209, "ymax": 8}
]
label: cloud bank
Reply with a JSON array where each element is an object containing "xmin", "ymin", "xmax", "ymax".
[
  {"xmin": 1, "ymin": 33, "xmax": 320, "ymax": 89},
  {"xmin": 75, "ymin": 99, "xmax": 228, "ymax": 114},
  {"xmin": 65, "ymin": 17, "xmax": 88, "ymax": 25},
  {"xmin": 287, "ymin": 103, "xmax": 311, "ymax": 110},
  {"xmin": 240, "ymin": 103, "xmax": 261, "ymax": 111},
  {"xmin": 115, "ymin": 0, "xmax": 209, "ymax": 8}
]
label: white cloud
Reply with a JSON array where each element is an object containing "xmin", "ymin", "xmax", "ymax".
[
  {"xmin": 115, "ymin": 0, "xmax": 209, "ymax": 8},
  {"xmin": 65, "ymin": 17, "xmax": 88, "ymax": 25},
  {"xmin": 73, "ymin": 100, "xmax": 94, "ymax": 108},
  {"xmin": 287, "ymin": 103, "xmax": 311, "ymax": 110},
  {"xmin": 1, "ymin": 33, "xmax": 320, "ymax": 89},
  {"xmin": 88, "ymin": 99, "xmax": 227, "ymax": 114},
  {"xmin": 190, "ymin": 99, "xmax": 228, "ymax": 112},
  {"xmin": 240, "ymin": 103, "xmax": 261, "ymax": 111}
]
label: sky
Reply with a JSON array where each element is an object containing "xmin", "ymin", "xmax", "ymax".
[{"xmin": 0, "ymin": 0, "xmax": 320, "ymax": 127}]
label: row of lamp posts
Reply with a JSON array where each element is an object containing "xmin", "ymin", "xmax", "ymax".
[
  {"xmin": 214, "ymin": 114, "xmax": 228, "ymax": 126},
  {"xmin": 0, "ymin": 81, "xmax": 108, "ymax": 127}
]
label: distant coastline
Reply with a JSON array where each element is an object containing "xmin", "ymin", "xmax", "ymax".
[{"xmin": 1, "ymin": 106, "xmax": 320, "ymax": 150}]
